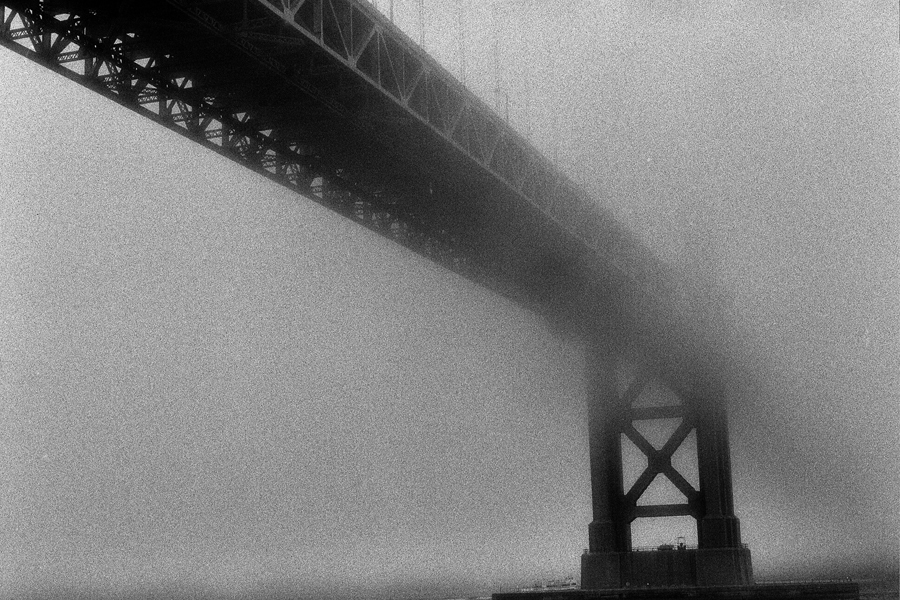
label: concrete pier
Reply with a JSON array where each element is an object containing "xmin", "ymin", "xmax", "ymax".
[{"xmin": 493, "ymin": 580, "xmax": 860, "ymax": 600}]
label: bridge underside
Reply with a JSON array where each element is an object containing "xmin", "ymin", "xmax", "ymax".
[
  {"xmin": 0, "ymin": 0, "xmax": 661, "ymax": 333},
  {"xmin": 1, "ymin": 0, "xmax": 732, "ymax": 393}
]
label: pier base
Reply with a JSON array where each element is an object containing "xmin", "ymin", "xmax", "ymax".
[
  {"xmin": 581, "ymin": 547, "xmax": 753, "ymax": 589},
  {"xmin": 493, "ymin": 580, "xmax": 859, "ymax": 600}
]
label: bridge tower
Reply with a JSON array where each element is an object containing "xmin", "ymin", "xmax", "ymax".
[{"xmin": 580, "ymin": 341, "xmax": 753, "ymax": 588}]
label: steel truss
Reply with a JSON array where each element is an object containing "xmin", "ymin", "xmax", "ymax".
[
  {"xmin": 0, "ymin": 3, "xmax": 469, "ymax": 266},
  {"xmin": 0, "ymin": 0, "xmax": 674, "ymax": 335},
  {"xmin": 247, "ymin": 0, "xmax": 606, "ymax": 247}
]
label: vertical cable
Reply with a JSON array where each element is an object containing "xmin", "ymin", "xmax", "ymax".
[
  {"xmin": 418, "ymin": 0, "xmax": 424, "ymax": 47},
  {"xmin": 456, "ymin": 0, "xmax": 467, "ymax": 84}
]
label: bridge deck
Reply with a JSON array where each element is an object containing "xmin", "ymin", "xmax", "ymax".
[{"xmin": 1, "ymin": 0, "xmax": 718, "ymax": 386}]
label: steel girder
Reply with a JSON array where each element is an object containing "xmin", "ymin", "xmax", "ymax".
[
  {"xmin": 250, "ymin": 0, "xmax": 655, "ymax": 285},
  {"xmin": 251, "ymin": 0, "xmax": 600, "ymax": 243},
  {"xmin": 0, "ymin": 0, "xmax": 688, "ymax": 353},
  {"xmin": 1, "ymin": 2, "xmax": 493, "ymax": 280}
]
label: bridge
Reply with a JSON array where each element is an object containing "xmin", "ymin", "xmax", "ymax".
[
  {"xmin": 0, "ymin": 0, "xmax": 719, "ymax": 377},
  {"xmin": 0, "ymin": 0, "xmax": 798, "ymax": 592}
]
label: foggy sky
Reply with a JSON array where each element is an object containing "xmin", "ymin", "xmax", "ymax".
[
  {"xmin": 413, "ymin": 0, "xmax": 899, "ymax": 576},
  {"xmin": 1, "ymin": 0, "xmax": 898, "ymax": 598}
]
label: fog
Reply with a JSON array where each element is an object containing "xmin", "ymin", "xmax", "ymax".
[
  {"xmin": 386, "ymin": 0, "xmax": 899, "ymax": 577},
  {"xmin": 0, "ymin": 0, "xmax": 898, "ymax": 598}
]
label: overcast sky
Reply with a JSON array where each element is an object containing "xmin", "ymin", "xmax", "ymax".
[{"xmin": 0, "ymin": 1, "xmax": 897, "ymax": 598}]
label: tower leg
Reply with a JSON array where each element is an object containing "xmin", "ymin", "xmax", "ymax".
[
  {"xmin": 694, "ymin": 398, "xmax": 753, "ymax": 585},
  {"xmin": 581, "ymin": 342, "xmax": 629, "ymax": 589}
]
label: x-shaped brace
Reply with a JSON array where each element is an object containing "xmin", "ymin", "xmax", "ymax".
[{"xmin": 618, "ymin": 374, "xmax": 701, "ymax": 521}]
